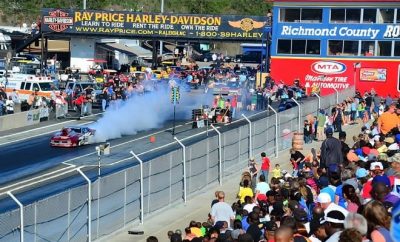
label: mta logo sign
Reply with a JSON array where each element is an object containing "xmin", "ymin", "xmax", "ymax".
[{"xmin": 311, "ymin": 61, "xmax": 347, "ymax": 75}]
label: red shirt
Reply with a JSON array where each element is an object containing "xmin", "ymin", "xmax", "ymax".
[
  {"xmin": 362, "ymin": 179, "xmax": 373, "ymax": 199},
  {"xmin": 261, "ymin": 157, "xmax": 270, "ymax": 171}
]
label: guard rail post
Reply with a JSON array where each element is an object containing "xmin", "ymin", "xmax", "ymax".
[
  {"xmin": 7, "ymin": 191, "xmax": 24, "ymax": 242},
  {"xmin": 241, "ymin": 114, "xmax": 253, "ymax": 159},
  {"xmin": 268, "ymin": 105, "xmax": 279, "ymax": 158},
  {"xmin": 333, "ymin": 87, "xmax": 339, "ymax": 104},
  {"xmin": 210, "ymin": 125, "xmax": 223, "ymax": 186},
  {"xmin": 291, "ymin": 98, "xmax": 301, "ymax": 133},
  {"xmin": 314, "ymin": 93, "xmax": 321, "ymax": 111},
  {"xmin": 174, "ymin": 137, "xmax": 187, "ymax": 204},
  {"xmin": 77, "ymin": 168, "xmax": 92, "ymax": 242},
  {"xmin": 130, "ymin": 151, "xmax": 144, "ymax": 224}
]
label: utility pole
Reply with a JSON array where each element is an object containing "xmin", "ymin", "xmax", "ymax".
[
  {"xmin": 160, "ymin": 0, "xmax": 164, "ymax": 57},
  {"xmin": 83, "ymin": 0, "xmax": 87, "ymax": 9}
]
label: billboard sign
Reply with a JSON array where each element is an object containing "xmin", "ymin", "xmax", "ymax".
[
  {"xmin": 360, "ymin": 68, "xmax": 387, "ymax": 82},
  {"xmin": 276, "ymin": 23, "xmax": 400, "ymax": 40},
  {"xmin": 41, "ymin": 9, "xmax": 267, "ymax": 41}
]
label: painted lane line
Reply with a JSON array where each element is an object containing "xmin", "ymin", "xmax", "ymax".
[
  {"xmin": 0, "ymin": 121, "xmax": 94, "ymax": 146},
  {"xmin": 0, "ymin": 112, "xmax": 102, "ymax": 140},
  {"xmin": 61, "ymin": 123, "xmax": 187, "ymax": 166},
  {"xmin": 0, "ymin": 167, "xmax": 79, "ymax": 196},
  {"xmin": 0, "ymin": 165, "xmax": 77, "ymax": 191}
]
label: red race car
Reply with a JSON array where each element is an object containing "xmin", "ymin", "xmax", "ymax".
[{"xmin": 50, "ymin": 126, "xmax": 95, "ymax": 147}]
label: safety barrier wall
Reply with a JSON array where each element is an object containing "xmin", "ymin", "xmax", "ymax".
[
  {"xmin": 0, "ymin": 87, "xmax": 354, "ymax": 242},
  {"xmin": 0, "ymin": 107, "xmax": 49, "ymax": 131}
]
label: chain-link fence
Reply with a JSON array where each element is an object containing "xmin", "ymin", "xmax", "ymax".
[{"xmin": 0, "ymin": 87, "xmax": 354, "ymax": 242}]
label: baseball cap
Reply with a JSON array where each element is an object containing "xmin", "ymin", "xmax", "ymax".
[
  {"xmin": 362, "ymin": 147, "xmax": 371, "ymax": 155},
  {"xmin": 370, "ymin": 161, "xmax": 383, "ymax": 171},
  {"xmin": 378, "ymin": 153, "xmax": 388, "ymax": 162},
  {"xmin": 322, "ymin": 210, "xmax": 346, "ymax": 224},
  {"xmin": 374, "ymin": 135, "xmax": 381, "ymax": 142},
  {"xmin": 293, "ymin": 208, "xmax": 308, "ymax": 222},
  {"xmin": 388, "ymin": 143, "xmax": 399, "ymax": 151},
  {"xmin": 347, "ymin": 151, "xmax": 359, "ymax": 162},
  {"xmin": 385, "ymin": 137, "xmax": 395, "ymax": 144},
  {"xmin": 266, "ymin": 190, "xmax": 277, "ymax": 197},
  {"xmin": 263, "ymin": 221, "xmax": 278, "ymax": 232},
  {"xmin": 318, "ymin": 176, "xmax": 329, "ymax": 187},
  {"xmin": 372, "ymin": 175, "xmax": 391, "ymax": 187},
  {"xmin": 368, "ymin": 154, "xmax": 377, "ymax": 161},
  {"xmin": 325, "ymin": 127, "xmax": 333, "ymax": 135},
  {"xmin": 389, "ymin": 153, "xmax": 400, "ymax": 163},
  {"xmin": 395, "ymin": 134, "xmax": 400, "ymax": 143},
  {"xmin": 317, "ymin": 192, "xmax": 331, "ymax": 203},
  {"xmin": 356, "ymin": 168, "xmax": 369, "ymax": 179}
]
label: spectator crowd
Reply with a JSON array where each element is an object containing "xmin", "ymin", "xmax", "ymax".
[{"xmin": 144, "ymin": 90, "xmax": 400, "ymax": 242}]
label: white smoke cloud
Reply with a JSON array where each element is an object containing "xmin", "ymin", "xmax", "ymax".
[{"xmin": 90, "ymin": 84, "xmax": 214, "ymax": 143}]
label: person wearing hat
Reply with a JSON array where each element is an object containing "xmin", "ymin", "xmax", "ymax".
[
  {"xmin": 309, "ymin": 217, "xmax": 328, "ymax": 242},
  {"xmin": 389, "ymin": 153, "xmax": 400, "ymax": 197},
  {"xmin": 320, "ymin": 127, "xmax": 343, "ymax": 173},
  {"xmin": 260, "ymin": 221, "xmax": 278, "ymax": 242},
  {"xmin": 318, "ymin": 176, "xmax": 335, "ymax": 203},
  {"xmin": 323, "ymin": 210, "xmax": 346, "ymax": 242},
  {"xmin": 317, "ymin": 192, "xmax": 348, "ymax": 217},
  {"xmin": 377, "ymin": 102, "xmax": 400, "ymax": 135}
]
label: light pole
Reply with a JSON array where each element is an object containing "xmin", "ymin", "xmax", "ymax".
[
  {"xmin": 83, "ymin": 0, "xmax": 87, "ymax": 9},
  {"xmin": 159, "ymin": 0, "xmax": 164, "ymax": 57}
]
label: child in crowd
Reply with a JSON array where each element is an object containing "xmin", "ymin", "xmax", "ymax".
[
  {"xmin": 304, "ymin": 120, "xmax": 312, "ymax": 144},
  {"xmin": 272, "ymin": 164, "xmax": 282, "ymax": 179}
]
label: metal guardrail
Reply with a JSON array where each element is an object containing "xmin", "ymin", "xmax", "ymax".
[{"xmin": 0, "ymin": 87, "xmax": 355, "ymax": 242}]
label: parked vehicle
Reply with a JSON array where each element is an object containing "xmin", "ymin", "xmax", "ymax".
[{"xmin": 235, "ymin": 52, "xmax": 262, "ymax": 63}]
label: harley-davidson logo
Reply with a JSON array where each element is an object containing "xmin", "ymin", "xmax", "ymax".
[{"xmin": 43, "ymin": 9, "xmax": 73, "ymax": 32}]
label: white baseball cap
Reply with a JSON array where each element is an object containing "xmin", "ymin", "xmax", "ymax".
[
  {"xmin": 370, "ymin": 161, "xmax": 383, "ymax": 171},
  {"xmin": 317, "ymin": 192, "xmax": 331, "ymax": 203}
]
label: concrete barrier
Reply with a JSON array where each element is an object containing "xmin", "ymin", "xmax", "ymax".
[{"xmin": 0, "ymin": 107, "xmax": 49, "ymax": 131}]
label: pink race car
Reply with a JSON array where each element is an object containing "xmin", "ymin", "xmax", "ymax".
[{"xmin": 50, "ymin": 126, "xmax": 95, "ymax": 147}]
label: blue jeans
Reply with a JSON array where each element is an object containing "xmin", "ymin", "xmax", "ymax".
[{"xmin": 261, "ymin": 170, "xmax": 269, "ymax": 182}]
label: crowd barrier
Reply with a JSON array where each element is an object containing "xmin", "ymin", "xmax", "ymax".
[
  {"xmin": 0, "ymin": 107, "xmax": 49, "ymax": 131},
  {"xmin": 0, "ymin": 87, "xmax": 355, "ymax": 242}
]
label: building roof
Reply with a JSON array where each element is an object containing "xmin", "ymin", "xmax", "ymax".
[{"xmin": 99, "ymin": 43, "xmax": 152, "ymax": 58}]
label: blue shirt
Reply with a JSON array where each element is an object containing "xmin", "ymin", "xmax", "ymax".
[
  {"xmin": 335, "ymin": 184, "xmax": 346, "ymax": 208},
  {"xmin": 321, "ymin": 187, "xmax": 335, "ymax": 203}
]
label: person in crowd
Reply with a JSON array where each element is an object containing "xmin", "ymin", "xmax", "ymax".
[
  {"xmin": 324, "ymin": 210, "xmax": 347, "ymax": 242},
  {"xmin": 260, "ymin": 152, "xmax": 271, "ymax": 182},
  {"xmin": 146, "ymin": 236, "xmax": 158, "ymax": 242},
  {"xmin": 320, "ymin": 127, "xmax": 343, "ymax": 173},
  {"xmin": 5, "ymin": 96, "xmax": 14, "ymax": 114},
  {"xmin": 316, "ymin": 109, "xmax": 326, "ymax": 141},
  {"xmin": 238, "ymin": 179, "xmax": 253, "ymax": 204},
  {"xmin": 363, "ymin": 200, "xmax": 393, "ymax": 242},
  {"xmin": 339, "ymin": 228, "xmax": 363, "ymax": 242},
  {"xmin": 210, "ymin": 191, "xmax": 235, "ymax": 228},
  {"xmin": 342, "ymin": 184, "xmax": 361, "ymax": 213},
  {"xmin": 378, "ymin": 103, "xmax": 399, "ymax": 135},
  {"xmin": 272, "ymin": 164, "xmax": 282, "ymax": 179},
  {"xmin": 317, "ymin": 192, "xmax": 349, "ymax": 217},
  {"xmin": 255, "ymin": 174, "xmax": 270, "ymax": 202}
]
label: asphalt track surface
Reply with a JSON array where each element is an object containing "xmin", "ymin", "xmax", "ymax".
[{"xmin": 0, "ymin": 92, "xmax": 299, "ymax": 212}]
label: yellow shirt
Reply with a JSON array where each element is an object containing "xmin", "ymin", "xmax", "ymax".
[
  {"xmin": 272, "ymin": 168, "xmax": 282, "ymax": 178},
  {"xmin": 238, "ymin": 187, "xmax": 253, "ymax": 203}
]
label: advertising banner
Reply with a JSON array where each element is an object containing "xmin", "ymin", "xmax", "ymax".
[
  {"xmin": 41, "ymin": 9, "xmax": 267, "ymax": 41},
  {"xmin": 360, "ymin": 68, "xmax": 387, "ymax": 82},
  {"xmin": 275, "ymin": 23, "xmax": 400, "ymax": 40},
  {"xmin": 270, "ymin": 57, "xmax": 398, "ymax": 96}
]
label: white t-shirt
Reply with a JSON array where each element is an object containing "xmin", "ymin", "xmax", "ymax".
[
  {"xmin": 211, "ymin": 202, "xmax": 234, "ymax": 227},
  {"xmin": 325, "ymin": 231, "xmax": 342, "ymax": 242},
  {"xmin": 256, "ymin": 182, "xmax": 270, "ymax": 194},
  {"xmin": 243, "ymin": 203, "xmax": 257, "ymax": 213}
]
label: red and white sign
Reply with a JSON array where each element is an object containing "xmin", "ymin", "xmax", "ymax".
[{"xmin": 270, "ymin": 57, "xmax": 400, "ymax": 96}]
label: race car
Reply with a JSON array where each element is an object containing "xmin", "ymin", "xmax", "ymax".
[{"xmin": 50, "ymin": 126, "xmax": 95, "ymax": 147}]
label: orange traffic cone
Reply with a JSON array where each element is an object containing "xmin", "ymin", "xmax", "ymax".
[{"xmin": 149, "ymin": 136, "xmax": 156, "ymax": 143}]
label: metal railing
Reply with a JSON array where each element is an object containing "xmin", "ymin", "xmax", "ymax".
[{"xmin": 0, "ymin": 87, "xmax": 354, "ymax": 242}]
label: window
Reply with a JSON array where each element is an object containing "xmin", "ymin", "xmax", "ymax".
[
  {"xmin": 277, "ymin": 39, "xmax": 291, "ymax": 54},
  {"xmin": 33, "ymin": 83, "xmax": 40, "ymax": 91},
  {"xmin": 328, "ymin": 40, "xmax": 343, "ymax": 55},
  {"xmin": 328, "ymin": 40, "xmax": 359, "ymax": 56},
  {"xmin": 363, "ymin": 9, "xmax": 377, "ymax": 23},
  {"xmin": 397, "ymin": 9, "xmax": 400, "ymax": 23},
  {"xmin": 378, "ymin": 9, "xmax": 394, "ymax": 23},
  {"xmin": 280, "ymin": 8, "xmax": 322, "ymax": 22},
  {"xmin": 331, "ymin": 9, "xmax": 345, "ymax": 23},
  {"xmin": 292, "ymin": 40, "xmax": 306, "ymax": 54},
  {"xmin": 346, "ymin": 9, "xmax": 361, "ymax": 23},
  {"xmin": 280, "ymin": 9, "xmax": 300, "ymax": 22},
  {"xmin": 377, "ymin": 41, "xmax": 392, "ymax": 56},
  {"xmin": 20, "ymin": 82, "xmax": 25, "ymax": 89},
  {"xmin": 306, "ymin": 40, "xmax": 321, "ymax": 55},
  {"xmin": 301, "ymin": 9, "xmax": 323, "ymax": 23},
  {"xmin": 277, "ymin": 39, "xmax": 320, "ymax": 55},
  {"xmin": 395, "ymin": 42, "xmax": 400, "ymax": 56},
  {"xmin": 343, "ymin": 41, "xmax": 359, "ymax": 56},
  {"xmin": 24, "ymin": 82, "xmax": 31, "ymax": 90},
  {"xmin": 361, "ymin": 41, "xmax": 375, "ymax": 56}
]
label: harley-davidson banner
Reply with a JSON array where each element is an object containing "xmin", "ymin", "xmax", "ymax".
[{"xmin": 41, "ymin": 8, "xmax": 268, "ymax": 41}]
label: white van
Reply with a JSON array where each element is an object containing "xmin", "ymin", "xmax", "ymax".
[{"xmin": 4, "ymin": 77, "xmax": 57, "ymax": 101}]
